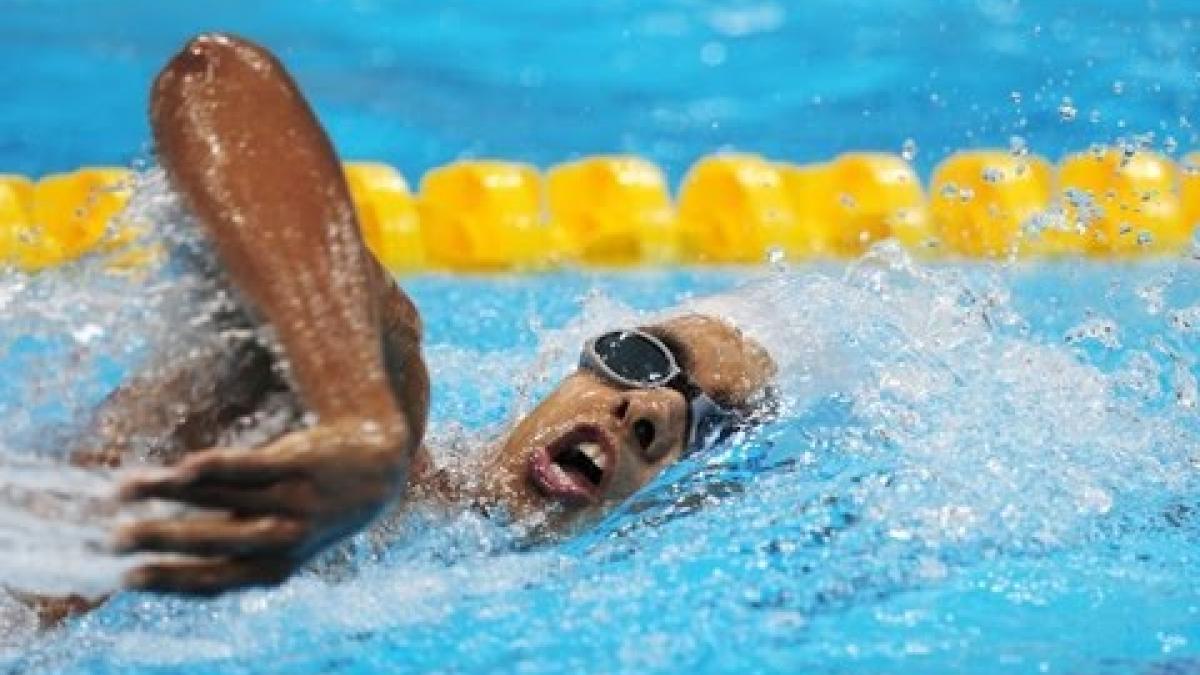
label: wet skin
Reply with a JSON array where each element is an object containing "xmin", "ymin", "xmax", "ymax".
[
  {"xmin": 480, "ymin": 316, "xmax": 776, "ymax": 534},
  {"xmin": 108, "ymin": 32, "xmax": 430, "ymax": 595},
  {"xmin": 50, "ymin": 33, "xmax": 776, "ymax": 602}
]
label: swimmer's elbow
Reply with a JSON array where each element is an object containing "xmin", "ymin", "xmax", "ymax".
[{"xmin": 150, "ymin": 33, "xmax": 285, "ymax": 139}]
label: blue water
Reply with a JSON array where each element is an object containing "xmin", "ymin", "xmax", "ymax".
[
  {"xmin": 3, "ymin": 2, "xmax": 1200, "ymax": 673},
  {"xmin": 2, "ymin": 1, "xmax": 1197, "ymax": 180}
]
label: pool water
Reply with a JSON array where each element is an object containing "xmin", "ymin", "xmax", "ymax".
[
  {"xmin": 4, "ymin": 1, "xmax": 1198, "ymax": 180},
  {"xmin": 3, "ymin": 1, "xmax": 1200, "ymax": 673},
  {"xmin": 4, "ymin": 242, "xmax": 1199, "ymax": 673}
]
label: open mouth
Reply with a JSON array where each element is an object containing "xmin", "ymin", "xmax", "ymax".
[{"xmin": 528, "ymin": 425, "xmax": 615, "ymax": 505}]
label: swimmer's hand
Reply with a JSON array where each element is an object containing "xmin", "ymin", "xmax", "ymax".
[{"xmin": 115, "ymin": 417, "xmax": 410, "ymax": 595}]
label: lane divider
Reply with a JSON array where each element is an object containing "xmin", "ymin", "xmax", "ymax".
[
  {"xmin": 1056, "ymin": 148, "xmax": 1187, "ymax": 256},
  {"xmin": 1, "ymin": 150, "xmax": 1198, "ymax": 274},
  {"xmin": 808, "ymin": 152, "xmax": 929, "ymax": 257},
  {"xmin": 549, "ymin": 156, "xmax": 677, "ymax": 266},
  {"xmin": 931, "ymin": 151, "xmax": 1054, "ymax": 258},
  {"xmin": 343, "ymin": 162, "xmax": 423, "ymax": 271},
  {"xmin": 678, "ymin": 153, "xmax": 799, "ymax": 263},
  {"xmin": 418, "ymin": 160, "xmax": 560, "ymax": 271}
]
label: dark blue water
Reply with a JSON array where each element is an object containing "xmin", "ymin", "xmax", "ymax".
[{"xmin": 1, "ymin": 1, "xmax": 1196, "ymax": 181}]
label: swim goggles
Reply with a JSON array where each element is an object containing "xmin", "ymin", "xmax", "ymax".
[{"xmin": 579, "ymin": 328, "xmax": 736, "ymax": 452}]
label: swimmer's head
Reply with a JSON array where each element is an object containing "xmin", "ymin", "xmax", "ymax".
[{"xmin": 480, "ymin": 314, "xmax": 776, "ymax": 534}]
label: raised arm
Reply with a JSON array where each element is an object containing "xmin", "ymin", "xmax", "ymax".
[
  {"xmin": 149, "ymin": 33, "xmax": 397, "ymax": 422},
  {"xmin": 116, "ymin": 33, "xmax": 429, "ymax": 594}
]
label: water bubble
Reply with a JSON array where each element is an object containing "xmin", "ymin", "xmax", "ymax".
[
  {"xmin": 1064, "ymin": 315, "xmax": 1121, "ymax": 349},
  {"xmin": 71, "ymin": 324, "xmax": 105, "ymax": 345},
  {"xmin": 1158, "ymin": 632, "xmax": 1189, "ymax": 655},
  {"xmin": 1058, "ymin": 97, "xmax": 1078, "ymax": 122},
  {"xmin": 707, "ymin": 4, "xmax": 786, "ymax": 37},
  {"xmin": 1076, "ymin": 485, "xmax": 1113, "ymax": 515},
  {"xmin": 1173, "ymin": 360, "xmax": 1197, "ymax": 409},
  {"xmin": 1009, "ymin": 135, "xmax": 1028, "ymax": 157},
  {"xmin": 1168, "ymin": 302, "xmax": 1200, "ymax": 334},
  {"xmin": 901, "ymin": 138, "xmax": 918, "ymax": 162},
  {"xmin": 1137, "ymin": 274, "xmax": 1172, "ymax": 316},
  {"xmin": 981, "ymin": 166, "xmax": 1005, "ymax": 184}
]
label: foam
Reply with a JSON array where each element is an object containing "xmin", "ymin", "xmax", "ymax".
[{"xmin": 0, "ymin": 167, "xmax": 261, "ymax": 597}]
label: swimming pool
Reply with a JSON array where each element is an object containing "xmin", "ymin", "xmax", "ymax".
[{"xmin": 4, "ymin": 1, "xmax": 1200, "ymax": 673}]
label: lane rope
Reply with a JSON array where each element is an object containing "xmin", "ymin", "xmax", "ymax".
[{"xmin": 3, "ymin": 148, "xmax": 1198, "ymax": 273}]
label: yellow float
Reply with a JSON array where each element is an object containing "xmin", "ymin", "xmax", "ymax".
[
  {"xmin": 2, "ymin": 169, "xmax": 133, "ymax": 271},
  {"xmin": 1180, "ymin": 152, "xmax": 1200, "ymax": 241},
  {"xmin": 810, "ymin": 153, "xmax": 929, "ymax": 257},
  {"xmin": 677, "ymin": 154, "xmax": 804, "ymax": 263},
  {"xmin": 5, "ymin": 150, "xmax": 1200, "ymax": 273},
  {"xmin": 0, "ymin": 175, "xmax": 34, "ymax": 265},
  {"xmin": 930, "ymin": 151, "xmax": 1053, "ymax": 258},
  {"xmin": 344, "ymin": 162, "xmax": 424, "ymax": 271},
  {"xmin": 419, "ymin": 160, "xmax": 561, "ymax": 271},
  {"xmin": 1056, "ymin": 148, "xmax": 1186, "ymax": 256},
  {"xmin": 547, "ymin": 156, "xmax": 678, "ymax": 265},
  {"xmin": 776, "ymin": 162, "xmax": 834, "ymax": 258}
]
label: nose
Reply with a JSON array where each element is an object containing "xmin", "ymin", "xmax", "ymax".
[{"xmin": 611, "ymin": 389, "xmax": 681, "ymax": 462}]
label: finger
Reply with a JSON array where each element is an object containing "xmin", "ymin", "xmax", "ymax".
[
  {"xmin": 124, "ymin": 557, "xmax": 294, "ymax": 596},
  {"xmin": 119, "ymin": 473, "xmax": 274, "ymax": 504},
  {"xmin": 119, "ymin": 479, "xmax": 310, "ymax": 514},
  {"xmin": 177, "ymin": 448, "xmax": 299, "ymax": 485},
  {"xmin": 119, "ymin": 450, "xmax": 294, "ymax": 502},
  {"xmin": 114, "ymin": 515, "xmax": 306, "ymax": 557}
]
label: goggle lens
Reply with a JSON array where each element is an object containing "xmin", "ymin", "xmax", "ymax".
[{"xmin": 592, "ymin": 331, "xmax": 675, "ymax": 385}]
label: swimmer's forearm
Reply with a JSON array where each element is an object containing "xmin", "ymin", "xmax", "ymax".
[
  {"xmin": 374, "ymin": 256, "xmax": 430, "ymax": 455},
  {"xmin": 150, "ymin": 34, "xmax": 400, "ymax": 426}
]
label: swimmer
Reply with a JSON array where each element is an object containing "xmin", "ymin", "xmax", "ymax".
[{"xmin": 28, "ymin": 33, "xmax": 775, "ymax": 618}]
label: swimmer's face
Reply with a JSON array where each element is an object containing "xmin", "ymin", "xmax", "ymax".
[
  {"xmin": 486, "ymin": 368, "xmax": 690, "ymax": 533},
  {"xmin": 481, "ymin": 315, "xmax": 776, "ymax": 534}
]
